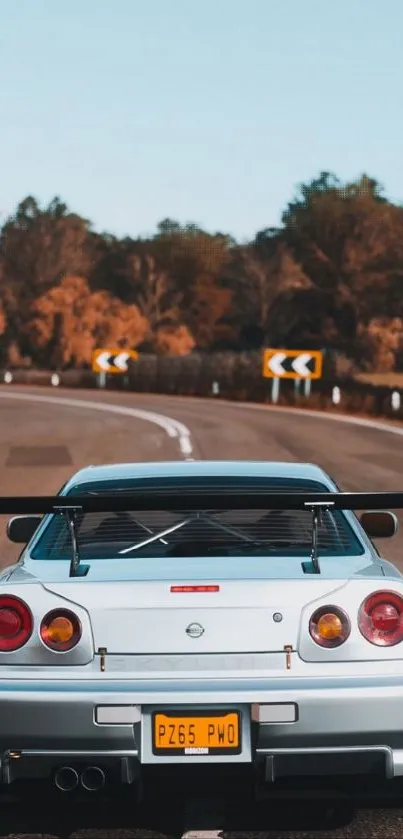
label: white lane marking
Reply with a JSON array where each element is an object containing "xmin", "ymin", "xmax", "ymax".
[
  {"xmin": 0, "ymin": 390, "xmax": 195, "ymax": 461},
  {"xmin": 213, "ymin": 397, "xmax": 403, "ymax": 439},
  {"xmin": 118, "ymin": 390, "xmax": 403, "ymax": 440},
  {"xmin": 3, "ymin": 386, "xmax": 403, "ymax": 466}
]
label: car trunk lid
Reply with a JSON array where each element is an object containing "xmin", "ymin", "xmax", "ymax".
[{"xmin": 41, "ymin": 576, "xmax": 348, "ymax": 654}]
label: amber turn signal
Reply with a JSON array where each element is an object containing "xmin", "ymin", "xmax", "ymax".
[
  {"xmin": 317, "ymin": 612, "xmax": 343, "ymax": 640},
  {"xmin": 40, "ymin": 609, "xmax": 81, "ymax": 652},
  {"xmin": 309, "ymin": 605, "xmax": 350, "ymax": 648}
]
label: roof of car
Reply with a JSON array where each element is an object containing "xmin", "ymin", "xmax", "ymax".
[{"xmin": 64, "ymin": 460, "xmax": 336, "ymax": 489}]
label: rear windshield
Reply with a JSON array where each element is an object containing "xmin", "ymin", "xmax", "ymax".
[{"xmin": 29, "ymin": 476, "xmax": 365, "ymax": 560}]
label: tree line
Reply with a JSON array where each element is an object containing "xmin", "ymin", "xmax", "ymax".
[{"xmin": 1, "ymin": 171, "xmax": 403, "ymax": 373}]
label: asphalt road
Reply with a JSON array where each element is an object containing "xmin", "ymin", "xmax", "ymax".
[{"xmin": 1, "ymin": 385, "xmax": 403, "ymax": 838}]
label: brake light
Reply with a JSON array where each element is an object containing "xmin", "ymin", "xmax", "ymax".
[
  {"xmin": 309, "ymin": 605, "xmax": 350, "ymax": 648},
  {"xmin": 40, "ymin": 609, "xmax": 82, "ymax": 652},
  {"xmin": 358, "ymin": 591, "xmax": 403, "ymax": 646},
  {"xmin": 0, "ymin": 595, "xmax": 33, "ymax": 651},
  {"xmin": 170, "ymin": 585, "xmax": 220, "ymax": 593}
]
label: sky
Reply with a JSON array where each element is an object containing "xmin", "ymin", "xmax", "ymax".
[{"xmin": 1, "ymin": 0, "xmax": 403, "ymax": 243}]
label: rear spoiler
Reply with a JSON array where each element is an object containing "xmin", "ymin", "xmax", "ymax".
[
  {"xmin": 1, "ymin": 490, "xmax": 403, "ymax": 514},
  {"xmin": 3, "ymin": 491, "xmax": 402, "ymax": 579}
]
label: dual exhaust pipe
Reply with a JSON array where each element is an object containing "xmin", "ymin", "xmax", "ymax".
[{"xmin": 54, "ymin": 765, "xmax": 106, "ymax": 792}]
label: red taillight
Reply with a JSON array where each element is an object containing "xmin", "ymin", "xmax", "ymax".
[
  {"xmin": 0, "ymin": 595, "xmax": 33, "ymax": 651},
  {"xmin": 358, "ymin": 591, "xmax": 403, "ymax": 646},
  {"xmin": 40, "ymin": 609, "xmax": 82, "ymax": 652},
  {"xmin": 309, "ymin": 605, "xmax": 351, "ymax": 648}
]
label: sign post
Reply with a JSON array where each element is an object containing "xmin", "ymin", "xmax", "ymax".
[
  {"xmin": 262, "ymin": 349, "xmax": 323, "ymax": 403},
  {"xmin": 271, "ymin": 377, "xmax": 280, "ymax": 404}
]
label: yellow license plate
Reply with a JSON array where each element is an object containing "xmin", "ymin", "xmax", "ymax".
[{"xmin": 153, "ymin": 711, "xmax": 240, "ymax": 755}]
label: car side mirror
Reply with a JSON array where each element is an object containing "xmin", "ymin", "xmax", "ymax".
[
  {"xmin": 6, "ymin": 515, "xmax": 43, "ymax": 544},
  {"xmin": 359, "ymin": 511, "xmax": 398, "ymax": 539}
]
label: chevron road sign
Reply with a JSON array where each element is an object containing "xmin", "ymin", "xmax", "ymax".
[
  {"xmin": 262, "ymin": 349, "xmax": 323, "ymax": 380},
  {"xmin": 92, "ymin": 348, "xmax": 139, "ymax": 374}
]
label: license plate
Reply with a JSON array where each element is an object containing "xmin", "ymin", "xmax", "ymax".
[{"xmin": 152, "ymin": 710, "xmax": 241, "ymax": 755}]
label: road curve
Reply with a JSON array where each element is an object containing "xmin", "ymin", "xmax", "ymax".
[
  {"xmin": 1, "ymin": 385, "xmax": 403, "ymax": 838},
  {"xmin": 1, "ymin": 385, "xmax": 403, "ymax": 566}
]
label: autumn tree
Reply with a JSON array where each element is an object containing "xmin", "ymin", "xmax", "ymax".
[
  {"xmin": 1, "ymin": 197, "xmax": 94, "ymax": 294},
  {"xmin": 152, "ymin": 220, "xmax": 234, "ymax": 347},
  {"xmin": 1, "ymin": 196, "xmax": 94, "ymax": 357},
  {"xmin": 221, "ymin": 241, "xmax": 311, "ymax": 349},
  {"xmin": 262, "ymin": 171, "xmax": 403, "ymax": 359},
  {"xmin": 186, "ymin": 274, "xmax": 233, "ymax": 349},
  {"xmin": 24, "ymin": 275, "xmax": 149, "ymax": 368},
  {"xmin": 4, "ymin": 173, "xmax": 403, "ymax": 371},
  {"xmin": 154, "ymin": 324, "xmax": 196, "ymax": 356},
  {"xmin": 130, "ymin": 254, "xmax": 180, "ymax": 329}
]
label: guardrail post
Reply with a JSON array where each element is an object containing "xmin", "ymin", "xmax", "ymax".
[{"xmin": 332, "ymin": 386, "xmax": 341, "ymax": 405}]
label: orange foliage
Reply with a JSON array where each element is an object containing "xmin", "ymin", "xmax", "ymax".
[
  {"xmin": 26, "ymin": 275, "xmax": 149, "ymax": 368},
  {"xmin": 189, "ymin": 274, "xmax": 233, "ymax": 348},
  {"xmin": 359, "ymin": 317, "xmax": 403, "ymax": 372},
  {"xmin": 0, "ymin": 301, "xmax": 6, "ymax": 336},
  {"xmin": 3, "ymin": 176, "xmax": 403, "ymax": 372},
  {"xmin": 154, "ymin": 324, "xmax": 196, "ymax": 356}
]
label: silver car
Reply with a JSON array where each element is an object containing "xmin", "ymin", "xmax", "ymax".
[{"xmin": 0, "ymin": 459, "xmax": 402, "ymax": 805}]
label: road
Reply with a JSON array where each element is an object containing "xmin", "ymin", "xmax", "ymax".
[{"xmin": 1, "ymin": 385, "xmax": 403, "ymax": 838}]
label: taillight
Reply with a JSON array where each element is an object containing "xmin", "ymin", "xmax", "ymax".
[
  {"xmin": 40, "ymin": 609, "xmax": 82, "ymax": 652},
  {"xmin": 309, "ymin": 605, "xmax": 351, "ymax": 648},
  {"xmin": 358, "ymin": 591, "xmax": 403, "ymax": 646},
  {"xmin": 0, "ymin": 595, "xmax": 33, "ymax": 651}
]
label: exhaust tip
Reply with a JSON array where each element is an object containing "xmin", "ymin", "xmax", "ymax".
[
  {"xmin": 54, "ymin": 765, "xmax": 79, "ymax": 792},
  {"xmin": 80, "ymin": 765, "xmax": 106, "ymax": 792}
]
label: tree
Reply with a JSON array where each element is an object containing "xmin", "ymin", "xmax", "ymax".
[
  {"xmin": 3, "ymin": 172, "xmax": 403, "ymax": 371},
  {"xmin": 1, "ymin": 196, "xmax": 94, "ymax": 357},
  {"xmin": 155, "ymin": 324, "xmax": 196, "ymax": 356},
  {"xmin": 266, "ymin": 171, "xmax": 403, "ymax": 357},
  {"xmin": 187, "ymin": 273, "xmax": 233, "ymax": 349},
  {"xmin": 222, "ymin": 242, "xmax": 311, "ymax": 348},
  {"xmin": 151, "ymin": 221, "xmax": 235, "ymax": 347},
  {"xmin": 25, "ymin": 275, "xmax": 148, "ymax": 368},
  {"xmin": 131, "ymin": 254, "xmax": 180, "ymax": 330},
  {"xmin": 1, "ymin": 196, "xmax": 93, "ymax": 294}
]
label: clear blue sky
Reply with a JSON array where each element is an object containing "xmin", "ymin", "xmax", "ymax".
[{"xmin": 1, "ymin": 0, "xmax": 402, "ymax": 242}]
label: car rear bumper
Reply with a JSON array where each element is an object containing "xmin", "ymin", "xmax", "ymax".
[{"xmin": 1, "ymin": 673, "xmax": 403, "ymax": 783}]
